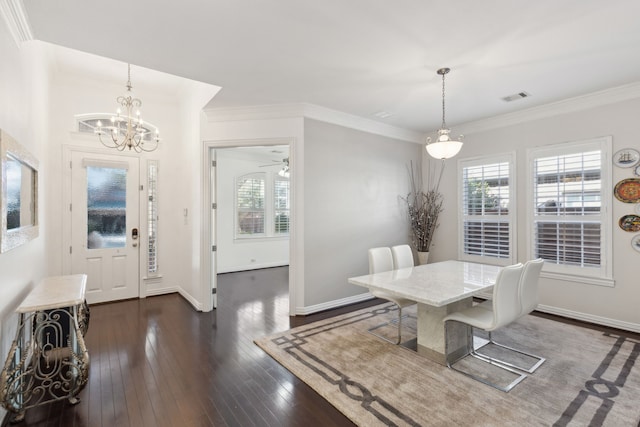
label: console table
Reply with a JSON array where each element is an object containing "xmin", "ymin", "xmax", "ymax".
[{"xmin": 0, "ymin": 275, "xmax": 90, "ymax": 423}]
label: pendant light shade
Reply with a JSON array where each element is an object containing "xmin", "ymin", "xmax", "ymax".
[{"xmin": 425, "ymin": 129, "xmax": 463, "ymax": 159}]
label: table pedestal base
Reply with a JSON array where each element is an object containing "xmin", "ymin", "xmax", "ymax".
[{"xmin": 416, "ymin": 298, "xmax": 471, "ymax": 365}]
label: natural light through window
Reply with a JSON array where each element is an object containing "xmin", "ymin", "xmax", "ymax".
[
  {"xmin": 459, "ymin": 154, "xmax": 514, "ymax": 264},
  {"xmin": 236, "ymin": 173, "xmax": 266, "ymax": 236},
  {"xmin": 528, "ymin": 137, "xmax": 612, "ymax": 283}
]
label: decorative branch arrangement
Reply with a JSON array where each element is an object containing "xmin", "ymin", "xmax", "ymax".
[{"xmin": 403, "ymin": 161, "xmax": 444, "ymax": 253}]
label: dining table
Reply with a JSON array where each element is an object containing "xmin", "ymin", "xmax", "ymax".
[{"xmin": 348, "ymin": 260, "xmax": 502, "ymax": 365}]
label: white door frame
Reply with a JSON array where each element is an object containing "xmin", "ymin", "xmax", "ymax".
[
  {"xmin": 201, "ymin": 138, "xmax": 298, "ymax": 315},
  {"xmin": 62, "ymin": 144, "xmax": 147, "ymax": 299}
]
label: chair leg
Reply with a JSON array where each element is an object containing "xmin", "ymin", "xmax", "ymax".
[
  {"xmin": 396, "ymin": 306, "xmax": 403, "ymax": 345},
  {"xmin": 445, "ymin": 321, "xmax": 527, "ymax": 393},
  {"xmin": 473, "ymin": 331, "xmax": 546, "ymax": 374},
  {"xmin": 368, "ymin": 303, "xmax": 408, "ymax": 345}
]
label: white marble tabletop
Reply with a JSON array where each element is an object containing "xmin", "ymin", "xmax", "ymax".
[
  {"xmin": 17, "ymin": 274, "xmax": 87, "ymax": 313},
  {"xmin": 348, "ymin": 260, "xmax": 501, "ymax": 307}
]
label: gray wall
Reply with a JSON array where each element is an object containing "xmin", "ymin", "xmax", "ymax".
[
  {"xmin": 303, "ymin": 118, "xmax": 422, "ymax": 306},
  {"xmin": 430, "ymin": 97, "xmax": 640, "ymax": 329}
]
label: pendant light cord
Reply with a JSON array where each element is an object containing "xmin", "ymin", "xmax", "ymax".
[{"xmin": 441, "ymin": 71, "xmax": 446, "ymax": 129}]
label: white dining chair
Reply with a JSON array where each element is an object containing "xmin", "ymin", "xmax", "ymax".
[
  {"xmin": 443, "ymin": 263, "xmax": 527, "ymax": 392},
  {"xmin": 391, "ymin": 244, "xmax": 414, "ymax": 269},
  {"xmin": 474, "ymin": 258, "xmax": 546, "ymax": 374},
  {"xmin": 367, "ymin": 247, "xmax": 415, "ymax": 345}
]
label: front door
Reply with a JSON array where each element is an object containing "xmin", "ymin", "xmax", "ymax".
[{"xmin": 70, "ymin": 151, "xmax": 140, "ymax": 304}]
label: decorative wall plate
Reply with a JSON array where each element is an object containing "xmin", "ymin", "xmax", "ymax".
[
  {"xmin": 633, "ymin": 235, "xmax": 640, "ymax": 253},
  {"xmin": 614, "ymin": 178, "xmax": 640, "ymax": 203},
  {"xmin": 613, "ymin": 148, "xmax": 640, "ymax": 168},
  {"xmin": 635, "ymin": 164, "xmax": 640, "ymax": 177},
  {"xmin": 619, "ymin": 215, "xmax": 640, "ymax": 232}
]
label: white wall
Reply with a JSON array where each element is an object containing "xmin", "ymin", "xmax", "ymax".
[
  {"xmin": 303, "ymin": 118, "xmax": 422, "ymax": 307},
  {"xmin": 174, "ymin": 85, "xmax": 221, "ymax": 309},
  {"xmin": 0, "ymin": 32, "xmax": 48, "ymax": 422},
  {"xmin": 45, "ymin": 65, "xmax": 181, "ymax": 293},
  {"xmin": 215, "ymin": 150, "xmax": 289, "ymax": 273},
  {"xmin": 428, "ymin": 96, "xmax": 640, "ymax": 330},
  {"xmin": 42, "ymin": 46, "xmax": 218, "ymax": 309}
]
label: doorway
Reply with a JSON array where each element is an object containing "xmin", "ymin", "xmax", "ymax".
[
  {"xmin": 205, "ymin": 141, "xmax": 292, "ymax": 312},
  {"xmin": 68, "ymin": 150, "xmax": 141, "ymax": 304}
]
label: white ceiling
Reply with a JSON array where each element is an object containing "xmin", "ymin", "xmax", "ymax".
[{"xmin": 21, "ymin": 0, "xmax": 640, "ymax": 133}]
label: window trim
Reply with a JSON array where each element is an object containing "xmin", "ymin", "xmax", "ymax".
[
  {"xmin": 526, "ymin": 137, "xmax": 613, "ymax": 285},
  {"xmin": 457, "ymin": 152, "xmax": 516, "ymax": 266}
]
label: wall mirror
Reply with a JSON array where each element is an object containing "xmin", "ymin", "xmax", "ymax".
[{"xmin": 1, "ymin": 130, "xmax": 39, "ymax": 252}]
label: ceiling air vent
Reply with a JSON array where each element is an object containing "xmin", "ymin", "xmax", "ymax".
[
  {"xmin": 373, "ymin": 111, "xmax": 393, "ymax": 119},
  {"xmin": 502, "ymin": 91, "xmax": 531, "ymax": 102}
]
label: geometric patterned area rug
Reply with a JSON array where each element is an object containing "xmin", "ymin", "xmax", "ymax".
[{"xmin": 254, "ymin": 303, "xmax": 640, "ymax": 426}]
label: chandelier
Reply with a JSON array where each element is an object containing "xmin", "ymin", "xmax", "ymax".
[
  {"xmin": 95, "ymin": 64, "xmax": 160, "ymax": 152},
  {"xmin": 425, "ymin": 67, "xmax": 463, "ymax": 160}
]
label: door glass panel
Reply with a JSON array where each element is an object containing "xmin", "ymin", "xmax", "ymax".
[{"xmin": 87, "ymin": 166, "xmax": 126, "ymax": 249}]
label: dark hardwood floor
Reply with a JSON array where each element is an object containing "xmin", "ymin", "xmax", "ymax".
[
  {"xmin": 5, "ymin": 267, "xmax": 639, "ymax": 426},
  {"xmin": 6, "ymin": 267, "xmax": 380, "ymax": 427}
]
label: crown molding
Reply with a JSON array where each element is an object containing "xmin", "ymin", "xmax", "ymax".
[
  {"xmin": 302, "ymin": 104, "xmax": 423, "ymax": 143},
  {"xmin": 205, "ymin": 82, "xmax": 640, "ymax": 142},
  {"xmin": 456, "ymin": 81, "xmax": 640, "ymax": 135},
  {"xmin": 203, "ymin": 102, "xmax": 423, "ymax": 143},
  {"xmin": 0, "ymin": 0, "xmax": 33, "ymax": 46},
  {"xmin": 203, "ymin": 103, "xmax": 303, "ymax": 122}
]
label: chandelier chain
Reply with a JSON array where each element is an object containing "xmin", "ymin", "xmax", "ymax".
[{"xmin": 126, "ymin": 63, "xmax": 132, "ymax": 92}]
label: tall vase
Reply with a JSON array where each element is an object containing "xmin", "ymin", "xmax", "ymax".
[{"xmin": 417, "ymin": 251, "xmax": 430, "ymax": 265}]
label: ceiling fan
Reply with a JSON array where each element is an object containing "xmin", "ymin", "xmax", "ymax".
[{"xmin": 258, "ymin": 157, "xmax": 290, "ymax": 178}]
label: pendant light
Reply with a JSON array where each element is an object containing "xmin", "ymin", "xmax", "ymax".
[{"xmin": 425, "ymin": 67, "xmax": 463, "ymax": 159}]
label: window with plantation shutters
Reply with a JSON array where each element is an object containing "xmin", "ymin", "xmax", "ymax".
[
  {"xmin": 274, "ymin": 177, "xmax": 290, "ymax": 234},
  {"xmin": 528, "ymin": 138, "xmax": 612, "ymax": 284},
  {"xmin": 236, "ymin": 173, "xmax": 265, "ymax": 236},
  {"xmin": 459, "ymin": 155, "xmax": 515, "ymax": 264}
]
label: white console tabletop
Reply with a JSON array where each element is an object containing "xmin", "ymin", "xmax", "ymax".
[{"xmin": 17, "ymin": 274, "xmax": 87, "ymax": 313}]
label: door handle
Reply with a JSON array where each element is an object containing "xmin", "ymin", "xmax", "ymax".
[{"xmin": 132, "ymin": 228, "xmax": 139, "ymax": 240}]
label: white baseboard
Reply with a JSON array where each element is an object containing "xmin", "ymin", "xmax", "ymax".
[
  {"xmin": 473, "ymin": 294, "xmax": 639, "ymax": 333},
  {"xmin": 300, "ymin": 291, "xmax": 640, "ymax": 333},
  {"xmin": 295, "ymin": 292, "xmax": 375, "ymax": 316},
  {"xmin": 178, "ymin": 288, "xmax": 204, "ymax": 311},
  {"xmin": 536, "ymin": 304, "xmax": 640, "ymax": 333},
  {"xmin": 145, "ymin": 286, "xmax": 204, "ymax": 312}
]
